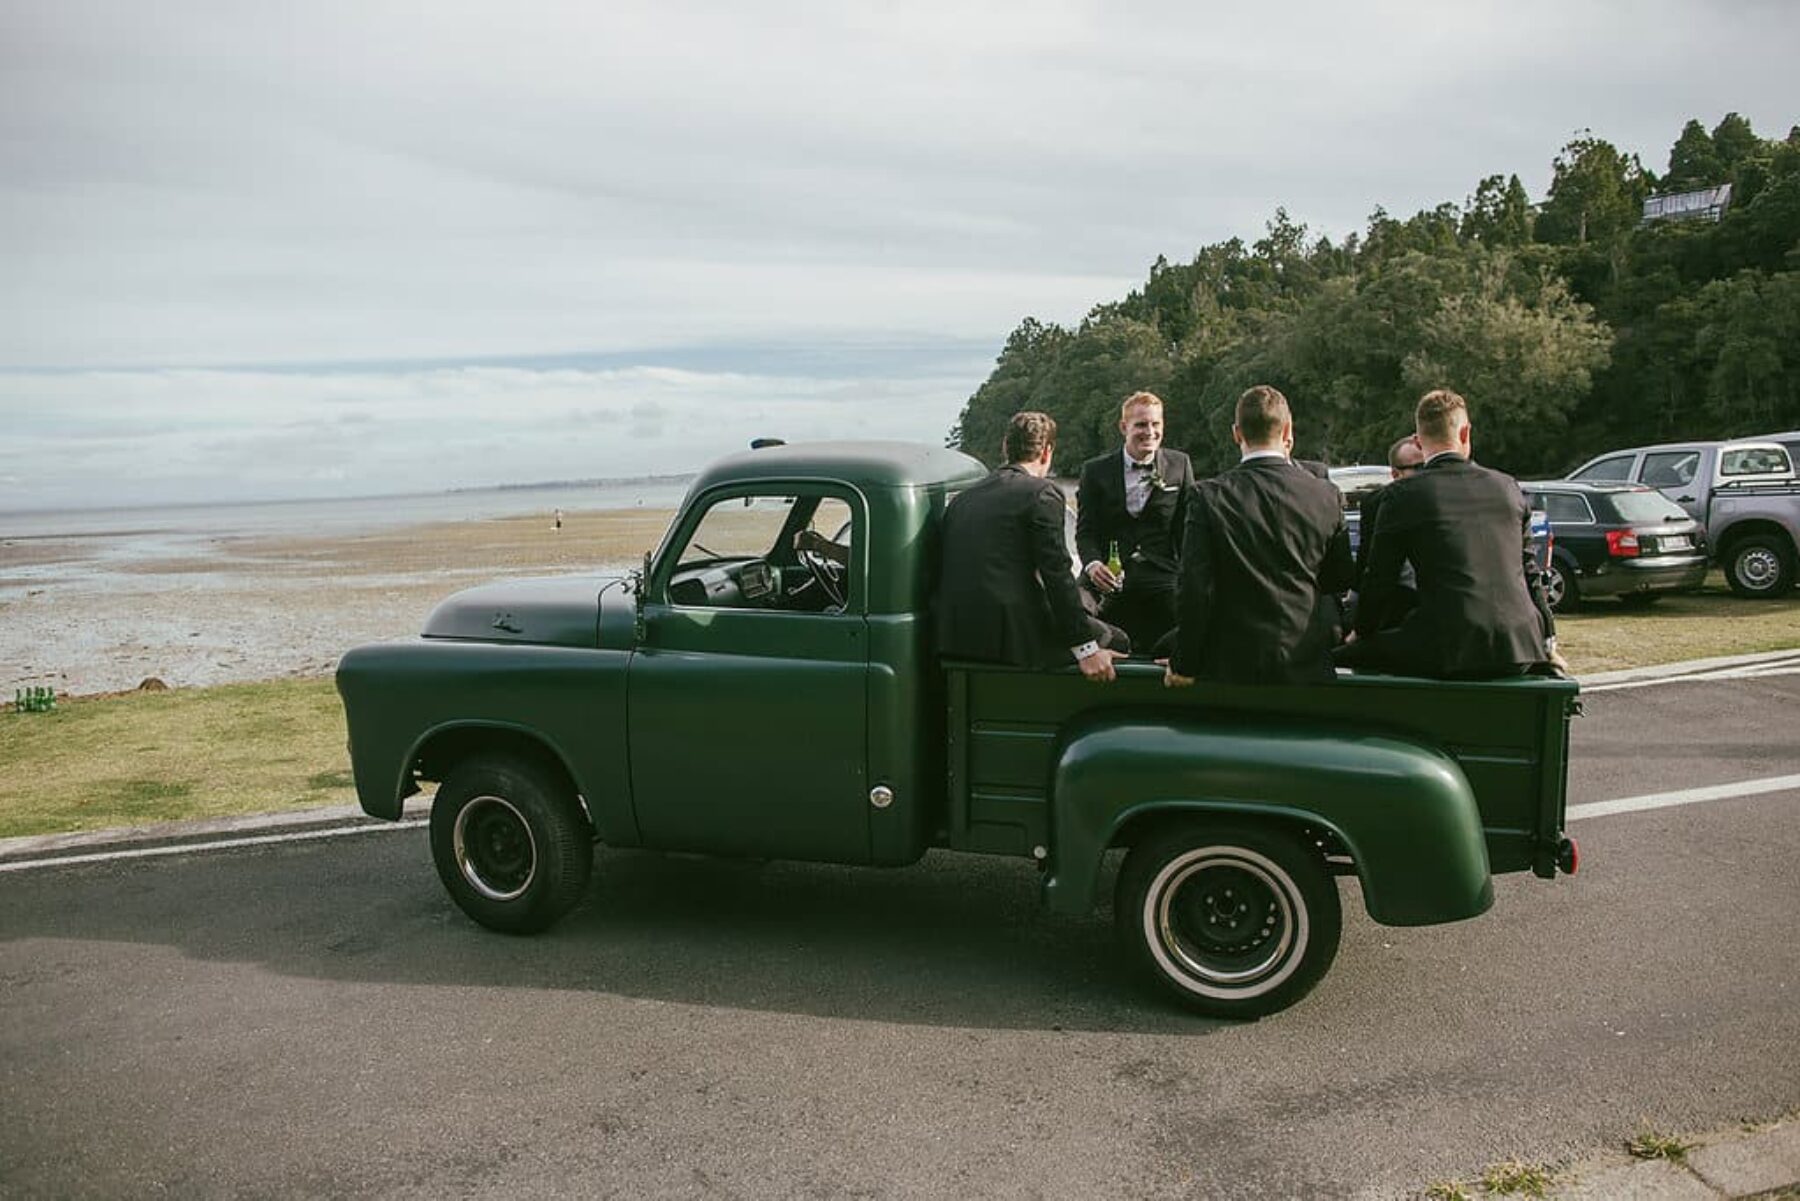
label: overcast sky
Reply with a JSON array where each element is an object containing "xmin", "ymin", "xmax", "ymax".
[{"xmin": 2, "ymin": 1, "xmax": 1795, "ymax": 511}]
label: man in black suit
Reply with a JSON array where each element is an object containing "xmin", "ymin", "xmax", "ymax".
[
  {"xmin": 938, "ymin": 411, "xmax": 1128, "ymax": 681},
  {"xmin": 1164, "ymin": 386, "xmax": 1354, "ymax": 686},
  {"xmin": 1337, "ymin": 389, "xmax": 1562, "ymax": 679},
  {"xmin": 1349, "ymin": 433, "xmax": 1426, "ymax": 632},
  {"xmin": 1075, "ymin": 391, "xmax": 1193, "ymax": 652}
]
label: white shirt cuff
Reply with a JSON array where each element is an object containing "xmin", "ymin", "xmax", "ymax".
[{"xmin": 1072, "ymin": 640, "xmax": 1102, "ymax": 660}]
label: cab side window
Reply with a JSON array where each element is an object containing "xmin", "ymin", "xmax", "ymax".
[
  {"xmin": 1571, "ymin": 455, "xmax": 1633, "ymax": 483},
  {"xmin": 1640, "ymin": 451, "xmax": 1698, "ymax": 489}
]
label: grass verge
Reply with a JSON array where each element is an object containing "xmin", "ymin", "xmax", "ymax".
[
  {"xmin": 0, "ymin": 678, "xmax": 352, "ymax": 839},
  {"xmin": 1553, "ymin": 573, "xmax": 1800, "ymax": 675}
]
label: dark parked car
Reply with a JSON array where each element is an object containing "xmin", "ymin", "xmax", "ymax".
[{"xmin": 1519, "ymin": 481, "xmax": 1709, "ymax": 611}]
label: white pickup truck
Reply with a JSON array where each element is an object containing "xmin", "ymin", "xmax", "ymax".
[{"xmin": 1567, "ymin": 439, "xmax": 1800, "ymax": 597}]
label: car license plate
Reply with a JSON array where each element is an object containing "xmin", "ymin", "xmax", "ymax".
[{"xmin": 1659, "ymin": 535, "xmax": 1692, "ymax": 551}]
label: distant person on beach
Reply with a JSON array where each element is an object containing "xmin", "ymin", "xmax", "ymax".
[{"xmin": 553, "ymin": 508, "xmax": 563, "ymax": 531}]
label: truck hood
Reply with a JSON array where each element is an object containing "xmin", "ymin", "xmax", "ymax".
[{"xmin": 422, "ymin": 574, "xmax": 633, "ymax": 648}]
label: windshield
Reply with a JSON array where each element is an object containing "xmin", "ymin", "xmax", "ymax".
[{"xmin": 1610, "ymin": 491, "xmax": 1691, "ymax": 523}]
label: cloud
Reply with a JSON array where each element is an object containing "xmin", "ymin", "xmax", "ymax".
[{"xmin": 1, "ymin": 0, "xmax": 1795, "ymax": 508}]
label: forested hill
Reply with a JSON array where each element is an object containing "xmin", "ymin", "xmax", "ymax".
[{"xmin": 948, "ymin": 115, "xmax": 1800, "ymax": 480}]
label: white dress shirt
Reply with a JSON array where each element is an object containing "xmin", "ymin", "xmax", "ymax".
[{"xmin": 1123, "ymin": 448, "xmax": 1157, "ymax": 516}]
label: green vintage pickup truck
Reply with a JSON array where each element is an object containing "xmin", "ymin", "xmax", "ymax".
[{"xmin": 337, "ymin": 441, "xmax": 1580, "ymax": 1018}]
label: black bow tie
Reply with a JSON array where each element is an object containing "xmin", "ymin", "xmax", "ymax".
[{"xmin": 1130, "ymin": 460, "xmax": 1154, "ymax": 471}]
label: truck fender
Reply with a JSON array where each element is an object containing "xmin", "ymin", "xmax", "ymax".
[
  {"xmin": 364, "ymin": 719, "xmax": 585, "ymax": 824},
  {"xmin": 1041, "ymin": 719, "xmax": 1494, "ymax": 927}
]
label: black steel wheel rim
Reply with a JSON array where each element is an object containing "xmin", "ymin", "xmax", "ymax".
[{"xmin": 453, "ymin": 795, "xmax": 538, "ymax": 901}]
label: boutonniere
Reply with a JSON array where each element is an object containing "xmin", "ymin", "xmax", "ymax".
[{"xmin": 1147, "ymin": 466, "xmax": 1177, "ymax": 493}]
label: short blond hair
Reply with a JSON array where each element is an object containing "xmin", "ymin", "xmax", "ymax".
[
  {"xmin": 1415, "ymin": 389, "xmax": 1469, "ymax": 443},
  {"xmin": 1120, "ymin": 391, "xmax": 1163, "ymax": 419}
]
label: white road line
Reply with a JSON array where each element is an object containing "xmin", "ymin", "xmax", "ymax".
[
  {"xmin": 0, "ymin": 818, "xmax": 428, "ymax": 874},
  {"xmin": 1568, "ymin": 773, "xmax": 1800, "ymax": 822}
]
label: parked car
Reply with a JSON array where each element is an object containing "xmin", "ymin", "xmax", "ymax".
[
  {"xmin": 1328, "ymin": 465, "xmax": 1391, "ymax": 555},
  {"xmin": 1519, "ymin": 480, "xmax": 1710, "ymax": 611},
  {"xmin": 1565, "ymin": 439, "xmax": 1800, "ymax": 597}
]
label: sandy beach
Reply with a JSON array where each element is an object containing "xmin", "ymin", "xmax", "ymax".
[{"xmin": 1, "ymin": 507, "xmax": 679, "ymax": 697}]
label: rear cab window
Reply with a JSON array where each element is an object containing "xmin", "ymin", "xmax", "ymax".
[{"xmin": 1719, "ymin": 445, "xmax": 1794, "ymax": 478}]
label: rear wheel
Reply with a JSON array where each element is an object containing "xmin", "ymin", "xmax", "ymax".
[
  {"xmin": 1725, "ymin": 534, "xmax": 1796, "ymax": 598},
  {"xmin": 1541, "ymin": 559, "xmax": 1578, "ymax": 612},
  {"xmin": 1115, "ymin": 821, "xmax": 1341, "ymax": 1019},
  {"xmin": 430, "ymin": 754, "xmax": 593, "ymax": 934}
]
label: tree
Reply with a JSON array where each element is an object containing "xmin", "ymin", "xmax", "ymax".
[
  {"xmin": 1462, "ymin": 174, "xmax": 1534, "ymax": 246},
  {"xmin": 1711, "ymin": 112, "xmax": 1761, "ymax": 175},
  {"xmin": 947, "ymin": 317, "xmax": 1071, "ymax": 463},
  {"xmin": 1537, "ymin": 133, "xmax": 1648, "ymax": 245},
  {"xmin": 1665, "ymin": 119, "xmax": 1725, "ymax": 192},
  {"xmin": 1691, "ymin": 270, "xmax": 1800, "ymax": 432}
]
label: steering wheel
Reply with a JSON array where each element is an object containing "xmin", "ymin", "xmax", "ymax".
[{"xmin": 795, "ymin": 541, "xmax": 848, "ymax": 610}]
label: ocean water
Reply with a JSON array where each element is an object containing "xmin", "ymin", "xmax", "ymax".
[
  {"xmin": 0, "ymin": 476, "xmax": 696, "ymax": 542},
  {"xmin": 0, "ymin": 476, "xmax": 696, "ymax": 695}
]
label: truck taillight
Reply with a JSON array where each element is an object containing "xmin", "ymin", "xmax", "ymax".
[
  {"xmin": 1605, "ymin": 529, "xmax": 1640, "ymax": 558},
  {"xmin": 1558, "ymin": 837, "xmax": 1579, "ymax": 875}
]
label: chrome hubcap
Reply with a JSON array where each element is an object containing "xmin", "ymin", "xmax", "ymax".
[{"xmin": 453, "ymin": 795, "xmax": 538, "ymax": 901}]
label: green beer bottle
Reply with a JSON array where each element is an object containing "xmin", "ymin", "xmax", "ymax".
[{"xmin": 1106, "ymin": 539, "xmax": 1124, "ymax": 588}]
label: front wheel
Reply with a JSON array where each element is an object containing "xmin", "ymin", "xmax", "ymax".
[
  {"xmin": 430, "ymin": 754, "xmax": 593, "ymax": 934},
  {"xmin": 1724, "ymin": 534, "xmax": 1796, "ymax": 599},
  {"xmin": 1116, "ymin": 821, "xmax": 1341, "ymax": 1019}
]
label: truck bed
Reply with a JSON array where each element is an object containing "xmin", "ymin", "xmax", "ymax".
[{"xmin": 945, "ymin": 661, "xmax": 1577, "ymax": 877}]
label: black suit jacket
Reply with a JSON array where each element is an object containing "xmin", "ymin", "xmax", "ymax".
[
  {"xmin": 1171, "ymin": 457, "xmax": 1354, "ymax": 684},
  {"xmin": 937, "ymin": 465, "xmax": 1090, "ymax": 669},
  {"xmin": 1355, "ymin": 454, "xmax": 1553, "ymax": 676},
  {"xmin": 1354, "ymin": 483, "xmax": 1389, "ymax": 586},
  {"xmin": 1075, "ymin": 448, "xmax": 1193, "ymax": 590}
]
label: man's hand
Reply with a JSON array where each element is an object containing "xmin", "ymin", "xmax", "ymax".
[
  {"xmin": 1157, "ymin": 658, "xmax": 1194, "ymax": 688},
  {"xmin": 1085, "ymin": 561, "xmax": 1122, "ymax": 594},
  {"xmin": 1546, "ymin": 643, "xmax": 1570, "ymax": 675},
  {"xmin": 1078, "ymin": 648, "xmax": 1120, "ymax": 682}
]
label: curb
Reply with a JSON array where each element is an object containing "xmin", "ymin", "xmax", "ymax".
[
  {"xmin": 1577, "ymin": 647, "xmax": 1800, "ymax": 687},
  {"xmin": 1526, "ymin": 1114, "xmax": 1800, "ymax": 1200},
  {"xmin": 0, "ymin": 796, "xmax": 433, "ymax": 867}
]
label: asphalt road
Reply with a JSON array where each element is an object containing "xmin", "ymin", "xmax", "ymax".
[{"xmin": 3, "ymin": 670, "xmax": 1798, "ymax": 1198}]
